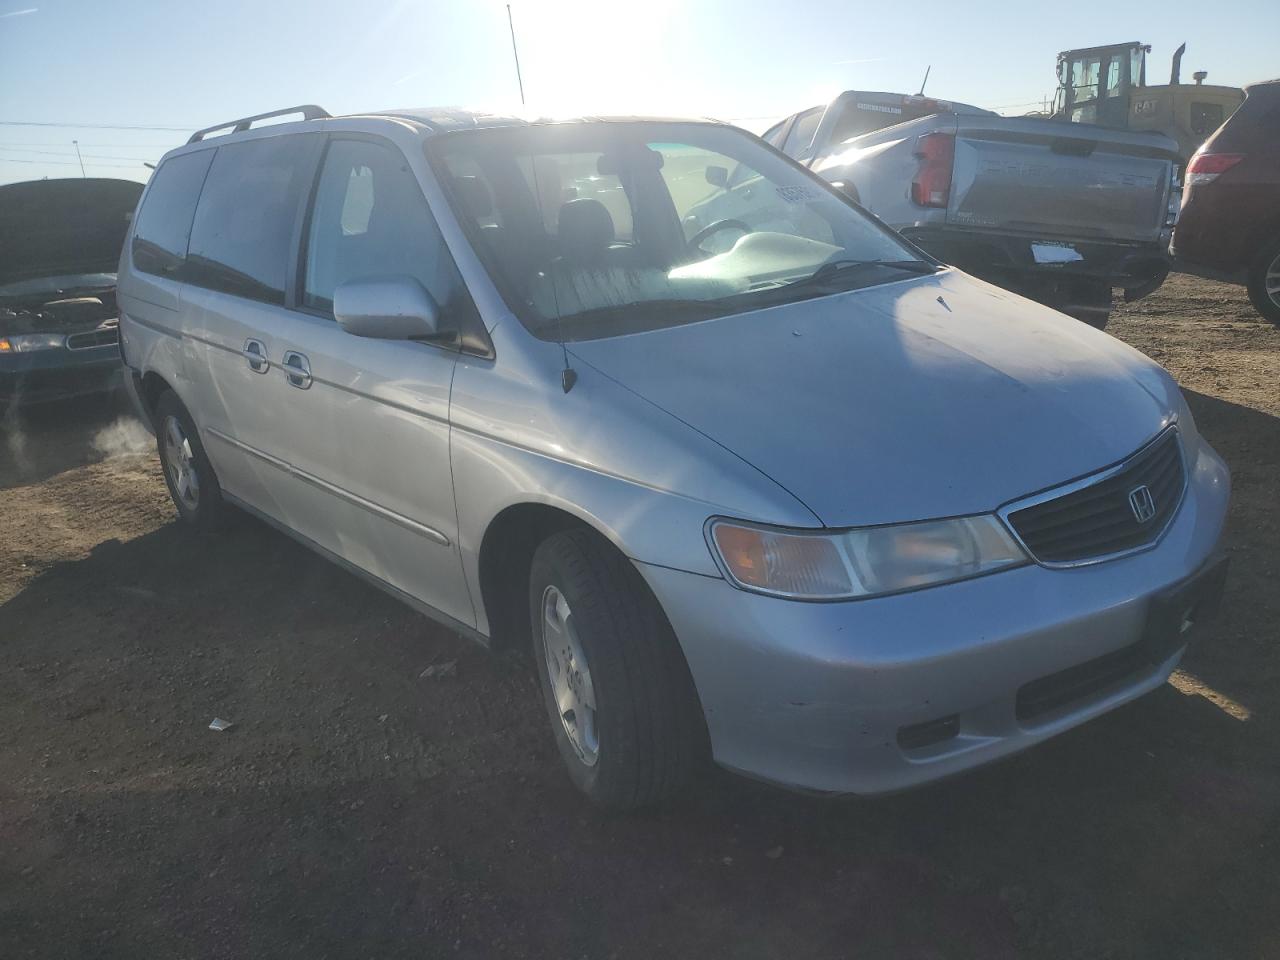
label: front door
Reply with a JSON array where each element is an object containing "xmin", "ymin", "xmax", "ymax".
[{"xmin": 262, "ymin": 135, "xmax": 477, "ymax": 628}]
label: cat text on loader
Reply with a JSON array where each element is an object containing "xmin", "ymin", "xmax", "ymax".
[{"xmin": 1053, "ymin": 41, "xmax": 1244, "ymax": 166}]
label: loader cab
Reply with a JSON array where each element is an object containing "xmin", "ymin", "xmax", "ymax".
[
  {"xmin": 1054, "ymin": 42, "xmax": 1146, "ymax": 128},
  {"xmin": 1053, "ymin": 41, "xmax": 1245, "ymax": 163}
]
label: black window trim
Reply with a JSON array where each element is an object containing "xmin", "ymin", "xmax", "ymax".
[{"xmin": 293, "ymin": 130, "xmax": 494, "ymax": 359}]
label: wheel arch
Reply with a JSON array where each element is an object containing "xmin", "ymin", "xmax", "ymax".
[
  {"xmin": 139, "ymin": 370, "xmax": 175, "ymax": 419},
  {"xmin": 477, "ymin": 502, "xmax": 594, "ymax": 652}
]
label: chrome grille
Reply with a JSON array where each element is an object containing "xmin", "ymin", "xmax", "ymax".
[
  {"xmin": 66, "ymin": 327, "xmax": 119, "ymax": 350},
  {"xmin": 1005, "ymin": 428, "xmax": 1185, "ymax": 565}
]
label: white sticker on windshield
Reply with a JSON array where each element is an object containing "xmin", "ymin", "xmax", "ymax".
[{"xmin": 775, "ymin": 184, "xmax": 818, "ymax": 204}]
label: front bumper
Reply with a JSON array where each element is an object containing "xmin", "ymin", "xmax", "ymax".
[
  {"xmin": 638, "ymin": 436, "xmax": 1230, "ymax": 795},
  {"xmin": 0, "ymin": 345, "xmax": 122, "ymax": 405}
]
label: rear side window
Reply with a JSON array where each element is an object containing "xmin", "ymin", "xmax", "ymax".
[
  {"xmin": 781, "ymin": 109, "xmax": 821, "ymax": 158},
  {"xmin": 302, "ymin": 138, "xmax": 476, "ymax": 325},
  {"xmin": 131, "ymin": 150, "xmax": 214, "ymax": 276},
  {"xmin": 761, "ymin": 120, "xmax": 788, "ymax": 149},
  {"xmin": 186, "ymin": 135, "xmax": 318, "ymax": 305}
]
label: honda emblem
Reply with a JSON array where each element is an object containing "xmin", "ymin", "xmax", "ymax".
[{"xmin": 1128, "ymin": 485, "xmax": 1157, "ymax": 524}]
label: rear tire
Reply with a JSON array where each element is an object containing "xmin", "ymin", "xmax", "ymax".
[
  {"xmin": 154, "ymin": 390, "xmax": 223, "ymax": 530},
  {"xmin": 528, "ymin": 528, "xmax": 705, "ymax": 809},
  {"xmin": 1061, "ymin": 280, "xmax": 1112, "ymax": 330},
  {"xmin": 1246, "ymin": 238, "xmax": 1280, "ymax": 327}
]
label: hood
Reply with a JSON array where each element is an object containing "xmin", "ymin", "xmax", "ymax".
[
  {"xmin": 0, "ymin": 178, "xmax": 143, "ymax": 288},
  {"xmin": 568, "ymin": 270, "xmax": 1180, "ymax": 527}
]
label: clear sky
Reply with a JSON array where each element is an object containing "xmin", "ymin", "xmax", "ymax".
[{"xmin": 1, "ymin": 0, "xmax": 1276, "ymax": 185}]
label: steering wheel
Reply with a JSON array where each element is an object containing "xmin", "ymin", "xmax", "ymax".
[{"xmin": 687, "ymin": 218, "xmax": 751, "ymax": 252}]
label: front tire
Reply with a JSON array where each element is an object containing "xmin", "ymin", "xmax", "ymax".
[
  {"xmin": 1246, "ymin": 238, "xmax": 1280, "ymax": 327},
  {"xmin": 154, "ymin": 390, "xmax": 223, "ymax": 530},
  {"xmin": 528, "ymin": 529, "xmax": 705, "ymax": 809}
]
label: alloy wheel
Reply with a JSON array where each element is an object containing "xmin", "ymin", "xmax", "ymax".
[
  {"xmin": 162, "ymin": 414, "xmax": 200, "ymax": 512},
  {"xmin": 541, "ymin": 584, "xmax": 599, "ymax": 767}
]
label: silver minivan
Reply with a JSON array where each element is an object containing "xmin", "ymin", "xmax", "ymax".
[{"xmin": 119, "ymin": 105, "xmax": 1230, "ymax": 808}]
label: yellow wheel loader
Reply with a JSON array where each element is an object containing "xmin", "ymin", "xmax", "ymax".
[{"xmin": 1052, "ymin": 41, "xmax": 1244, "ymax": 166}]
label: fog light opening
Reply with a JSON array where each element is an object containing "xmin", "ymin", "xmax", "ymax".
[{"xmin": 897, "ymin": 714, "xmax": 960, "ymax": 751}]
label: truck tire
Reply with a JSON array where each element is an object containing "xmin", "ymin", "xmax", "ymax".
[
  {"xmin": 528, "ymin": 528, "xmax": 706, "ymax": 809},
  {"xmin": 1246, "ymin": 238, "xmax": 1280, "ymax": 327},
  {"xmin": 1064, "ymin": 306, "xmax": 1110, "ymax": 330},
  {"xmin": 154, "ymin": 390, "xmax": 224, "ymax": 530},
  {"xmin": 1058, "ymin": 280, "xmax": 1113, "ymax": 330}
]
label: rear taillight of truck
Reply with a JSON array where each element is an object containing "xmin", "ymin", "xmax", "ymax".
[
  {"xmin": 1185, "ymin": 152, "xmax": 1244, "ymax": 186},
  {"xmin": 911, "ymin": 132, "xmax": 954, "ymax": 208}
]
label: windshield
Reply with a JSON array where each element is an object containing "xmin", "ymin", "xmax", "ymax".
[
  {"xmin": 0, "ymin": 272, "xmax": 116, "ymax": 304},
  {"xmin": 427, "ymin": 122, "xmax": 926, "ymax": 341}
]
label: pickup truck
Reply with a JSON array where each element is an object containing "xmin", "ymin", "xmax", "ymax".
[{"xmin": 696, "ymin": 91, "xmax": 1182, "ymax": 327}]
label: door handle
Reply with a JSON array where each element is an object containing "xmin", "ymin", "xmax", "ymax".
[
  {"xmin": 242, "ymin": 338, "xmax": 269, "ymax": 374},
  {"xmin": 281, "ymin": 350, "xmax": 312, "ymax": 389}
]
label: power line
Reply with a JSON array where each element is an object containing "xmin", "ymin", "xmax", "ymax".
[
  {"xmin": 0, "ymin": 140, "xmax": 181, "ymax": 148},
  {"xmin": 0, "ymin": 156, "xmax": 146, "ymax": 168},
  {"xmin": 0, "ymin": 120, "xmax": 194, "ymax": 131},
  {"xmin": 0, "ymin": 145, "xmax": 156, "ymax": 161}
]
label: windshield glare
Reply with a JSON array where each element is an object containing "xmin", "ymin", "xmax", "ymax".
[{"xmin": 428, "ymin": 122, "xmax": 923, "ymax": 340}]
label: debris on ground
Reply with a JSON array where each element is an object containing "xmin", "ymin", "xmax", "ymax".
[
  {"xmin": 207, "ymin": 718, "xmax": 234, "ymax": 732},
  {"xmin": 419, "ymin": 660, "xmax": 458, "ymax": 680}
]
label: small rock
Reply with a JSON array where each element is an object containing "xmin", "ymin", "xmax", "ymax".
[
  {"xmin": 378, "ymin": 714, "xmax": 389, "ymax": 723},
  {"xmin": 721, "ymin": 856, "xmax": 734, "ymax": 866},
  {"xmin": 765, "ymin": 846, "xmax": 784, "ymax": 860}
]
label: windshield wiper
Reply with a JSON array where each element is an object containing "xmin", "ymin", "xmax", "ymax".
[{"xmin": 803, "ymin": 258, "xmax": 939, "ymax": 284}]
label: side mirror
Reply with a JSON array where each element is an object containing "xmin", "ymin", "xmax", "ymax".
[
  {"xmin": 705, "ymin": 165, "xmax": 729, "ymax": 188},
  {"xmin": 333, "ymin": 276, "xmax": 442, "ymax": 341}
]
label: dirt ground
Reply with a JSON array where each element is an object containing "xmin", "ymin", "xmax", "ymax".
[{"xmin": 2, "ymin": 273, "xmax": 1277, "ymax": 959}]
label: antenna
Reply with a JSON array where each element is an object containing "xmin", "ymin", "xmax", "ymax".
[
  {"xmin": 507, "ymin": 4, "xmax": 526, "ymax": 106},
  {"xmin": 916, "ymin": 66, "xmax": 931, "ymax": 96}
]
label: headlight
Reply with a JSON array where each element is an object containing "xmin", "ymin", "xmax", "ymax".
[
  {"xmin": 708, "ymin": 515, "xmax": 1027, "ymax": 601},
  {"xmin": 0, "ymin": 333, "xmax": 67, "ymax": 352}
]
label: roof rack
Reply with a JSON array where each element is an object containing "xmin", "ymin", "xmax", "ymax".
[{"xmin": 187, "ymin": 105, "xmax": 330, "ymax": 144}]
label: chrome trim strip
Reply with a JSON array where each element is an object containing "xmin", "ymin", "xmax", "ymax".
[
  {"xmin": 204, "ymin": 427, "xmax": 451, "ymax": 546},
  {"xmin": 121, "ymin": 311, "xmax": 182, "ymax": 340},
  {"xmin": 222, "ymin": 491, "xmax": 486, "ymax": 646},
  {"xmin": 997, "ymin": 425, "xmax": 1187, "ymax": 569}
]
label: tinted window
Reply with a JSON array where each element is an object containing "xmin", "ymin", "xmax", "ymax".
[
  {"xmin": 186, "ymin": 135, "xmax": 318, "ymax": 304},
  {"xmin": 131, "ymin": 150, "xmax": 214, "ymax": 276},
  {"xmin": 782, "ymin": 109, "xmax": 821, "ymax": 158},
  {"xmin": 303, "ymin": 138, "xmax": 476, "ymax": 325}
]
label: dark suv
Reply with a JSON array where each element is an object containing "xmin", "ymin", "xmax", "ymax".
[{"xmin": 1173, "ymin": 79, "xmax": 1280, "ymax": 325}]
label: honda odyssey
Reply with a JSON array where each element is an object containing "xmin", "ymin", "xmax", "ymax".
[{"xmin": 118, "ymin": 105, "xmax": 1230, "ymax": 808}]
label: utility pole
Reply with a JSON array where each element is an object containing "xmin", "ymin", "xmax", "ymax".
[
  {"xmin": 507, "ymin": 4, "xmax": 526, "ymax": 106},
  {"xmin": 72, "ymin": 139, "xmax": 86, "ymax": 177}
]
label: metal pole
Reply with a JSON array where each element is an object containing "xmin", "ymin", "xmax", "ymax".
[
  {"xmin": 507, "ymin": 4, "xmax": 526, "ymax": 106},
  {"xmin": 72, "ymin": 139, "xmax": 86, "ymax": 177}
]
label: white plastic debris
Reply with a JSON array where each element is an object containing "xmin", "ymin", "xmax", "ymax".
[
  {"xmin": 208, "ymin": 717, "xmax": 234, "ymax": 732},
  {"xmin": 419, "ymin": 660, "xmax": 458, "ymax": 679}
]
